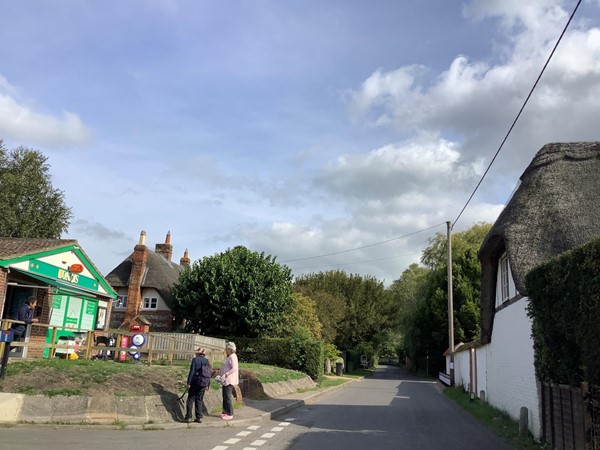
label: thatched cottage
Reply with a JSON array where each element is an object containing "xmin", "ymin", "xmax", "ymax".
[
  {"xmin": 105, "ymin": 231, "xmax": 190, "ymax": 332},
  {"xmin": 452, "ymin": 142, "xmax": 600, "ymax": 438}
]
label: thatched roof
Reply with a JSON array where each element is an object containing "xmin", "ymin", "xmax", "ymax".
[
  {"xmin": 0, "ymin": 237, "xmax": 77, "ymax": 260},
  {"xmin": 105, "ymin": 249, "xmax": 182, "ymax": 307},
  {"xmin": 479, "ymin": 142, "xmax": 600, "ymax": 343}
]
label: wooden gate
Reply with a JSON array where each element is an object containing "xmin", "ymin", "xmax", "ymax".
[{"xmin": 540, "ymin": 382, "xmax": 593, "ymax": 449}]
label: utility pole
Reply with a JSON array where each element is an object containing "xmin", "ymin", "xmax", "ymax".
[{"xmin": 447, "ymin": 221, "xmax": 455, "ymax": 385}]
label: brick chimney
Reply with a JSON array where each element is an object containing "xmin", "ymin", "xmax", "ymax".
[
  {"xmin": 124, "ymin": 230, "xmax": 148, "ymax": 328},
  {"xmin": 180, "ymin": 249, "xmax": 190, "ymax": 267},
  {"xmin": 155, "ymin": 231, "xmax": 173, "ymax": 262}
]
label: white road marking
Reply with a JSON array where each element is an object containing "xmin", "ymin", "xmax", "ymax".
[
  {"xmin": 250, "ymin": 440, "xmax": 267, "ymax": 446},
  {"xmin": 211, "ymin": 447, "xmax": 229, "ymax": 450},
  {"xmin": 271, "ymin": 426, "xmax": 284, "ymax": 431},
  {"xmin": 248, "ymin": 425, "xmax": 261, "ymax": 430},
  {"xmin": 260, "ymin": 432, "xmax": 275, "ymax": 438},
  {"xmin": 279, "ymin": 422, "xmax": 291, "ymax": 426},
  {"xmin": 241, "ymin": 448, "xmax": 257, "ymax": 450},
  {"xmin": 224, "ymin": 438, "xmax": 240, "ymax": 444},
  {"xmin": 237, "ymin": 431, "xmax": 252, "ymax": 437},
  {"xmin": 283, "ymin": 418, "xmax": 295, "ymax": 421}
]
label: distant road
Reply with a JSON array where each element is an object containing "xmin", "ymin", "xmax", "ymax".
[{"xmin": 276, "ymin": 365, "xmax": 516, "ymax": 450}]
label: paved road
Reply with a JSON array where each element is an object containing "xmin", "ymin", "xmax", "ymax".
[
  {"xmin": 274, "ymin": 365, "xmax": 516, "ymax": 450},
  {"xmin": 0, "ymin": 366, "xmax": 515, "ymax": 450}
]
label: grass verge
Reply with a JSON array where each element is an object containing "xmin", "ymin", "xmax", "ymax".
[{"xmin": 444, "ymin": 387, "xmax": 545, "ymax": 450}]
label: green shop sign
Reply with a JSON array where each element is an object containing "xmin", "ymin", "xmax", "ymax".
[{"xmin": 28, "ymin": 259, "xmax": 99, "ymax": 291}]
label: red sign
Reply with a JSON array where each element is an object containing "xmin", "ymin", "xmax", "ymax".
[{"xmin": 69, "ymin": 264, "xmax": 84, "ymax": 274}]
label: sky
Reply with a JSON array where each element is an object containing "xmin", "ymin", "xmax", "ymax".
[{"xmin": 2, "ymin": 0, "xmax": 600, "ymax": 285}]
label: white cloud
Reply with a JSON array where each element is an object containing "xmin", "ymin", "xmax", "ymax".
[
  {"xmin": 0, "ymin": 75, "xmax": 92, "ymax": 147},
  {"xmin": 315, "ymin": 137, "xmax": 484, "ymax": 200}
]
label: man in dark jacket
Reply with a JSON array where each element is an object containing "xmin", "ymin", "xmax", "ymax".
[
  {"xmin": 10, "ymin": 297, "xmax": 38, "ymax": 352},
  {"xmin": 184, "ymin": 347, "xmax": 211, "ymax": 423}
]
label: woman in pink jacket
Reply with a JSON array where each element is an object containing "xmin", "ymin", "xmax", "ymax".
[{"xmin": 219, "ymin": 341, "xmax": 239, "ymax": 420}]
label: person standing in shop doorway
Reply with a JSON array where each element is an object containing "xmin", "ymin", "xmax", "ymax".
[{"xmin": 10, "ymin": 297, "xmax": 38, "ymax": 352}]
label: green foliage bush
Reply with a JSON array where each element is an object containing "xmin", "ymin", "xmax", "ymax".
[
  {"xmin": 236, "ymin": 334, "xmax": 324, "ymax": 380},
  {"xmin": 526, "ymin": 237, "xmax": 600, "ymax": 385}
]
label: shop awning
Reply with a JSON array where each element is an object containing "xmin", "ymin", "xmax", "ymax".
[{"xmin": 11, "ymin": 269, "xmax": 114, "ymax": 300}]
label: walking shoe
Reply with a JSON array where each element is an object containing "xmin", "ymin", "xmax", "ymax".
[
  {"xmin": 194, "ymin": 418, "xmax": 202, "ymax": 423},
  {"xmin": 184, "ymin": 418, "xmax": 192, "ymax": 423},
  {"xmin": 221, "ymin": 414, "xmax": 233, "ymax": 420}
]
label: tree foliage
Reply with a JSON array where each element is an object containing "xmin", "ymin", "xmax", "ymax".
[
  {"xmin": 274, "ymin": 292, "xmax": 323, "ymax": 340},
  {"xmin": 171, "ymin": 246, "xmax": 293, "ymax": 337},
  {"xmin": 0, "ymin": 140, "xmax": 72, "ymax": 238},
  {"xmin": 294, "ymin": 270, "xmax": 398, "ymax": 351},
  {"xmin": 400, "ymin": 223, "xmax": 491, "ymax": 363}
]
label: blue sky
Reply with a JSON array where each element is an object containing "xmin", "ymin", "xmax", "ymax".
[{"xmin": 2, "ymin": 0, "xmax": 600, "ymax": 284}]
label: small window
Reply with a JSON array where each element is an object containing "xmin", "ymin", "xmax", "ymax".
[
  {"xmin": 143, "ymin": 297, "xmax": 158, "ymax": 310},
  {"xmin": 115, "ymin": 295, "xmax": 127, "ymax": 309},
  {"xmin": 500, "ymin": 253, "xmax": 510, "ymax": 302}
]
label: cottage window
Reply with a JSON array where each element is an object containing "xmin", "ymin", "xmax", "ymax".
[
  {"xmin": 115, "ymin": 295, "xmax": 127, "ymax": 309},
  {"xmin": 500, "ymin": 253, "xmax": 510, "ymax": 302},
  {"xmin": 143, "ymin": 297, "xmax": 158, "ymax": 310}
]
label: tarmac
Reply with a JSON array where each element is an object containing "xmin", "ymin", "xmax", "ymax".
[{"xmin": 0, "ymin": 377, "xmax": 353, "ymax": 429}]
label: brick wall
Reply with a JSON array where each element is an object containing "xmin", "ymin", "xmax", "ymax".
[
  {"xmin": 141, "ymin": 310, "xmax": 174, "ymax": 332},
  {"xmin": 0, "ymin": 268, "xmax": 7, "ymax": 319},
  {"xmin": 124, "ymin": 243, "xmax": 148, "ymax": 328}
]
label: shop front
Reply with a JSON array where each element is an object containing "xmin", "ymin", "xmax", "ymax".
[{"xmin": 0, "ymin": 238, "xmax": 116, "ymax": 359}]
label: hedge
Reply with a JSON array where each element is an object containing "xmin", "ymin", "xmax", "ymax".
[
  {"xmin": 235, "ymin": 336, "xmax": 324, "ymax": 380},
  {"xmin": 526, "ymin": 237, "xmax": 600, "ymax": 385}
]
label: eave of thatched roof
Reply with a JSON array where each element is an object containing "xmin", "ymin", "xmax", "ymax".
[{"xmin": 479, "ymin": 142, "xmax": 600, "ymax": 343}]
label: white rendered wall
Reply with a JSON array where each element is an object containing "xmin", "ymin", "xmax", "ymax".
[
  {"xmin": 454, "ymin": 349, "xmax": 471, "ymax": 391},
  {"xmin": 486, "ymin": 298, "xmax": 540, "ymax": 438}
]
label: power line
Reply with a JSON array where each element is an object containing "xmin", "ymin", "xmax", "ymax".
[
  {"xmin": 288, "ymin": 250, "xmax": 424, "ymax": 271},
  {"xmin": 452, "ymin": 0, "xmax": 583, "ymax": 227},
  {"xmin": 279, "ymin": 222, "xmax": 446, "ymax": 263}
]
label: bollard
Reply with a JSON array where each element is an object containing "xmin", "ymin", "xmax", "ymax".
[
  {"xmin": 519, "ymin": 407, "xmax": 528, "ymax": 438},
  {"xmin": 479, "ymin": 390, "xmax": 486, "ymax": 403}
]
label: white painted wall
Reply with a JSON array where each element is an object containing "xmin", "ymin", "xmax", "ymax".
[
  {"xmin": 486, "ymin": 297, "xmax": 540, "ymax": 438},
  {"xmin": 454, "ymin": 349, "xmax": 471, "ymax": 391},
  {"xmin": 140, "ymin": 287, "xmax": 169, "ymax": 311},
  {"xmin": 453, "ymin": 299, "xmax": 539, "ymax": 437}
]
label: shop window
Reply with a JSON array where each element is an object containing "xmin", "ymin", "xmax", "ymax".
[
  {"xmin": 143, "ymin": 297, "xmax": 157, "ymax": 310},
  {"xmin": 115, "ymin": 295, "xmax": 127, "ymax": 309}
]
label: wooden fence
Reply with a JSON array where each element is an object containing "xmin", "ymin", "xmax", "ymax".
[
  {"xmin": 540, "ymin": 382, "xmax": 597, "ymax": 450},
  {"xmin": 0, "ymin": 319, "xmax": 226, "ymax": 368}
]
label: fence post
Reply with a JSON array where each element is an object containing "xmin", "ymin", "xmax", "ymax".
[
  {"xmin": 168, "ymin": 336, "xmax": 175, "ymax": 365},
  {"xmin": 84, "ymin": 330, "xmax": 93, "ymax": 359},
  {"xmin": 147, "ymin": 334, "xmax": 154, "ymax": 365},
  {"xmin": 519, "ymin": 407, "xmax": 529, "ymax": 438},
  {"xmin": 581, "ymin": 382, "xmax": 591, "ymax": 450},
  {"xmin": 49, "ymin": 327, "xmax": 58, "ymax": 359}
]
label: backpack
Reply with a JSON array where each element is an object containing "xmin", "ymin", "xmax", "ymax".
[{"xmin": 193, "ymin": 358, "xmax": 212, "ymax": 387}]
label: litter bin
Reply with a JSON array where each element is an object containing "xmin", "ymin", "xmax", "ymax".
[{"xmin": 335, "ymin": 362, "xmax": 343, "ymax": 376}]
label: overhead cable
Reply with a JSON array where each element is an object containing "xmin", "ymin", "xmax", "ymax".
[
  {"xmin": 452, "ymin": 0, "xmax": 583, "ymax": 227},
  {"xmin": 279, "ymin": 222, "xmax": 446, "ymax": 263}
]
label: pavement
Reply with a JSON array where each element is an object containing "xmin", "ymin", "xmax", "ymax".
[{"xmin": 0, "ymin": 377, "xmax": 353, "ymax": 429}]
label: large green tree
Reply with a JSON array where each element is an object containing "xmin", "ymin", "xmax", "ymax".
[
  {"xmin": 0, "ymin": 140, "xmax": 72, "ymax": 238},
  {"xmin": 294, "ymin": 270, "xmax": 397, "ymax": 350},
  {"xmin": 274, "ymin": 292, "xmax": 323, "ymax": 339},
  {"xmin": 171, "ymin": 246, "xmax": 293, "ymax": 337},
  {"xmin": 400, "ymin": 223, "xmax": 491, "ymax": 364}
]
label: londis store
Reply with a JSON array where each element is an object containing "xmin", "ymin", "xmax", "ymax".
[{"xmin": 0, "ymin": 237, "xmax": 116, "ymax": 358}]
